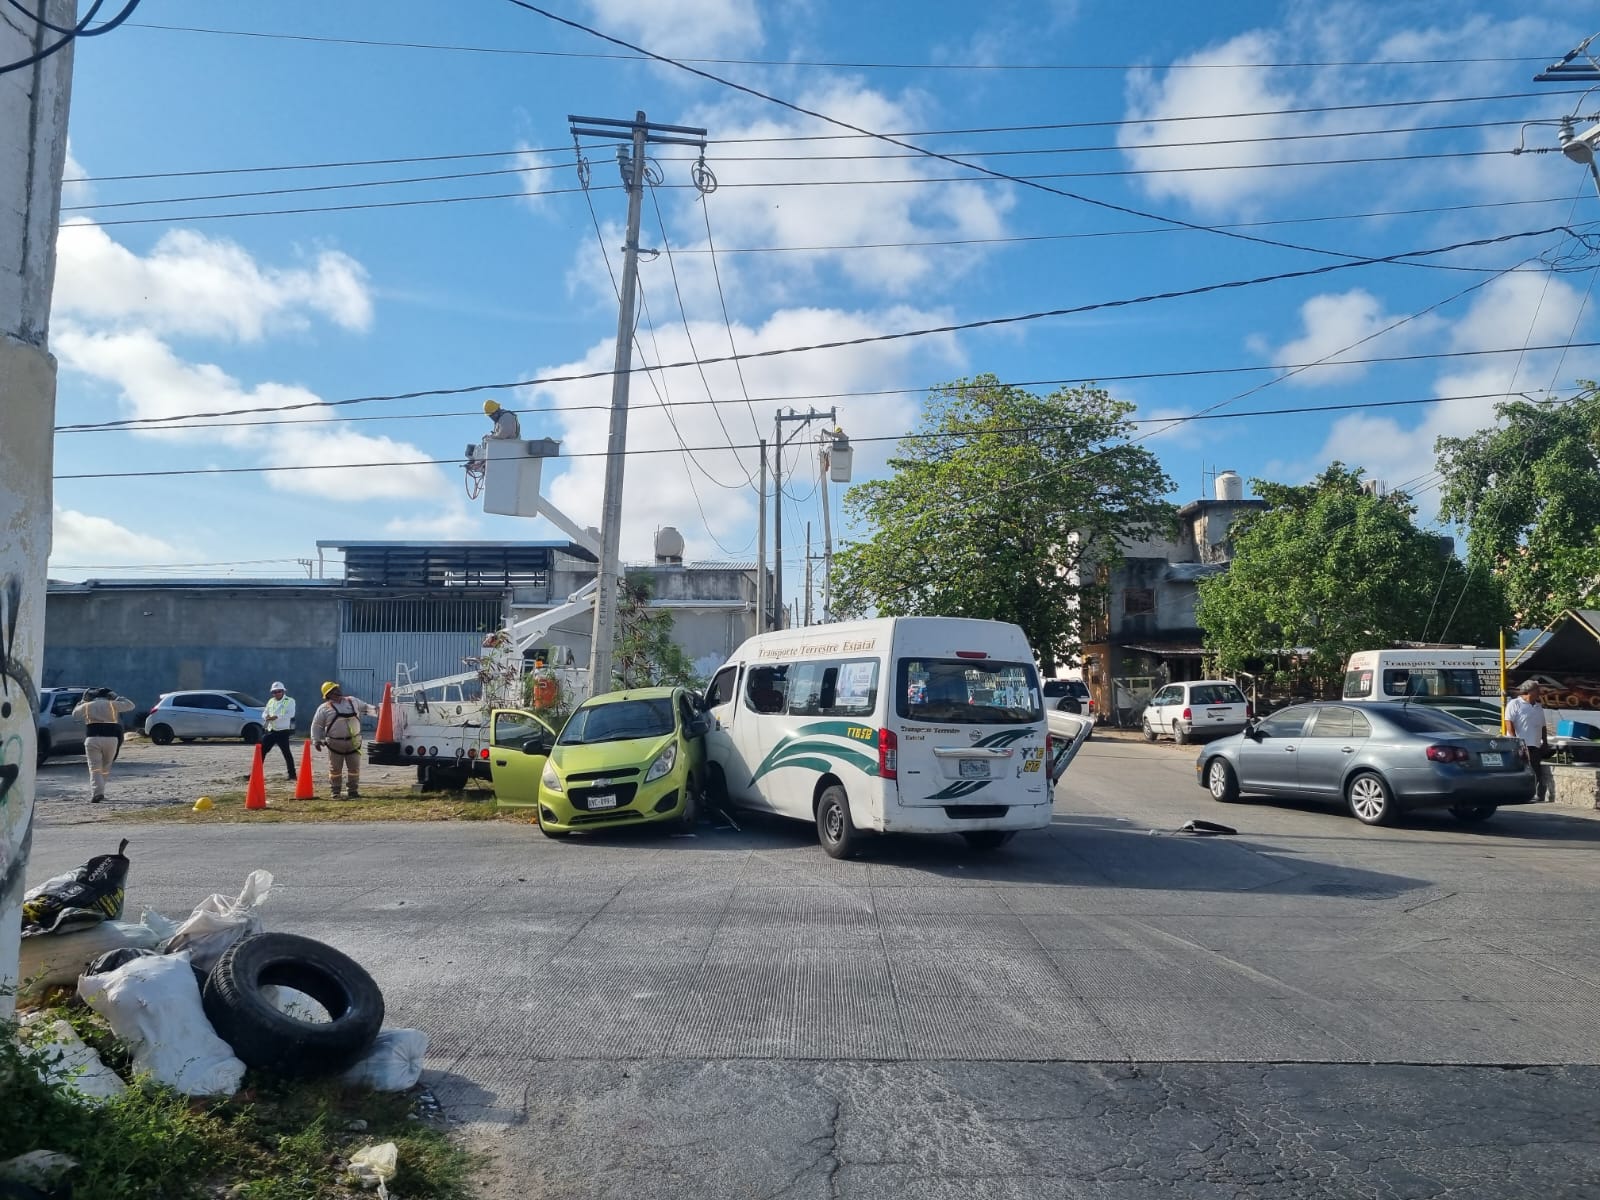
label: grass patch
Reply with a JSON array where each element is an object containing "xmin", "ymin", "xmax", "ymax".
[
  {"xmin": 5, "ymin": 1004, "xmax": 473, "ymax": 1200},
  {"xmin": 117, "ymin": 786, "xmax": 532, "ymax": 825}
]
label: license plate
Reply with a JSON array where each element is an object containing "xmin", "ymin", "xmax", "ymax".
[
  {"xmin": 1206, "ymin": 708, "xmax": 1229, "ymax": 720},
  {"xmin": 958, "ymin": 759, "xmax": 989, "ymax": 779},
  {"xmin": 587, "ymin": 793, "xmax": 618, "ymax": 810},
  {"xmin": 1478, "ymin": 752, "xmax": 1506, "ymax": 769}
]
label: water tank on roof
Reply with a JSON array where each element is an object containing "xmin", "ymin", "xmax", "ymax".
[
  {"xmin": 654, "ymin": 526, "xmax": 685, "ymax": 563},
  {"xmin": 1215, "ymin": 470, "xmax": 1244, "ymax": 501}
]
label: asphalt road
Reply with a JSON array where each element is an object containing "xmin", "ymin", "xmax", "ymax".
[{"xmin": 22, "ymin": 733, "xmax": 1600, "ymax": 1198}]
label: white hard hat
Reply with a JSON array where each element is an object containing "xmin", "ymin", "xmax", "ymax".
[{"xmin": 270, "ymin": 681, "xmax": 287, "ymax": 692}]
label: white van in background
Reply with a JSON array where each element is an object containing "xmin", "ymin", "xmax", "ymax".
[
  {"xmin": 1342, "ymin": 649, "xmax": 1505, "ymax": 728},
  {"xmin": 702, "ymin": 617, "xmax": 1085, "ymax": 858}
]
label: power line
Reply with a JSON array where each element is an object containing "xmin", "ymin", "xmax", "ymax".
[
  {"xmin": 120, "ymin": 21, "xmax": 1555, "ymax": 72},
  {"xmin": 1, "ymin": 0, "xmax": 140, "ymax": 76},
  {"xmin": 49, "ymin": 390, "xmax": 1577, "ymax": 483},
  {"xmin": 500, "ymin": 0, "xmax": 1563, "ymax": 277},
  {"xmin": 49, "ymin": 221, "xmax": 1597, "ymax": 435}
]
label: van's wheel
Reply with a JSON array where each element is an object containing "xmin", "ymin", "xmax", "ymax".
[
  {"xmin": 962, "ymin": 830, "xmax": 1015, "ymax": 851},
  {"xmin": 816, "ymin": 785, "xmax": 861, "ymax": 859},
  {"xmin": 1347, "ymin": 771, "xmax": 1396, "ymax": 826},
  {"xmin": 148, "ymin": 723, "xmax": 174, "ymax": 746},
  {"xmin": 1206, "ymin": 758, "xmax": 1239, "ymax": 802},
  {"xmin": 1142, "ymin": 717, "xmax": 1157, "ymax": 743},
  {"xmin": 1173, "ymin": 721, "xmax": 1190, "ymax": 746},
  {"xmin": 35, "ymin": 734, "xmax": 50, "ymax": 767}
]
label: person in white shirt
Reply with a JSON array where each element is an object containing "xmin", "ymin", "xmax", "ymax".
[
  {"xmin": 1505, "ymin": 679, "xmax": 1550, "ymax": 802},
  {"xmin": 260, "ymin": 682, "xmax": 298, "ymax": 780},
  {"xmin": 71, "ymin": 687, "xmax": 133, "ymax": 803}
]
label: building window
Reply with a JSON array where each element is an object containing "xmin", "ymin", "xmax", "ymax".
[{"xmin": 1123, "ymin": 588, "xmax": 1156, "ymax": 616}]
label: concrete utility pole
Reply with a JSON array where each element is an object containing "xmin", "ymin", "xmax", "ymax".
[
  {"xmin": 1, "ymin": 0, "xmax": 77, "ymax": 1017},
  {"xmin": 756, "ymin": 438, "xmax": 767, "ymax": 630},
  {"xmin": 771, "ymin": 406, "xmax": 835, "ymax": 632},
  {"xmin": 569, "ymin": 111, "xmax": 707, "ymax": 693}
]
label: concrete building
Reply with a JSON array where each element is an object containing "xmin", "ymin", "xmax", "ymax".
[
  {"xmin": 1079, "ymin": 472, "xmax": 1266, "ymax": 725},
  {"xmin": 43, "ymin": 538, "xmax": 764, "ymax": 716}
]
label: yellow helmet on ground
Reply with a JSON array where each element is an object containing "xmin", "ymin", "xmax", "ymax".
[
  {"xmin": 483, "ymin": 399, "xmax": 501, "ymax": 414},
  {"xmin": 321, "ymin": 681, "xmax": 340, "ymax": 699}
]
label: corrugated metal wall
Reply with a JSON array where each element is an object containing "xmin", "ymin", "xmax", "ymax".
[{"xmin": 337, "ymin": 632, "xmax": 489, "ymax": 696}]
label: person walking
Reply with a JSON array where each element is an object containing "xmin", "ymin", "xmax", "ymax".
[
  {"xmin": 261, "ymin": 681, "xmax": 297, "ymax": 780},
  {"xmin": 310, "ymin": 681, "xmax": 378, "ymax": 799},
  {"xmin": 71, "ymin": 687, "xmax": 132, "ymax": 804},
  {"xmin": 1506, "ymin": 679, "xmax": 1551, "ymax": 802}
]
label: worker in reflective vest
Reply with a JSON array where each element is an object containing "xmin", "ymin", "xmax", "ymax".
[
  {"xmin": 71, "ymin": 687, "xmax": 133, "ymax": 803},
  {"xmin": 310, "ymin": 681, "xmax": 378, "ymax": 799}
]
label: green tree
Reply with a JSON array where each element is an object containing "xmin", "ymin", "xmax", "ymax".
[
  {"xmin": 830, "ymin": 375, "xmax": 1175, "ymax": 667},
  {"xmin": 1435, "ymin": 386, "xmax": 1600, "ymax": 626},
  {"xmin": 1197, "ymin": 464, "xmax": 1506, "ymax": 688},
  {"xmin": 613, "ymin": 572, "xmax": 703, "ymax": 690}
]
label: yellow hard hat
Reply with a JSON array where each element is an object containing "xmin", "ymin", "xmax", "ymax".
[
  {"xmin": 321, "ymin": 681, "xmax": 340, "ymax": 699},
  {"xmin": 483, "ymin": 399, "xmax": 501, "ymax": 414}
]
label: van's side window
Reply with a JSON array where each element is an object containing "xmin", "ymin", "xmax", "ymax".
[
  {"xmin": 745, "ymin": 664, "xmax": 789, "ymax": 714},
  {"xmin": 706, "ymin": 665, "xmax": 738, "ymax": 709}
]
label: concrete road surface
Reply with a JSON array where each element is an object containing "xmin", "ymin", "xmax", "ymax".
[{"xmin": 24, "ymin": 734, "xmax": 1600, "ymax": 1198}]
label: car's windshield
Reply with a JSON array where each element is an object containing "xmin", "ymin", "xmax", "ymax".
[
  {"xmin": 897, "ymin": 658, "xmax": 1042, "ymax": 724},
  {"xmin": 1382, "ymin": 706, "xmax": 1483, "ymax": 734},
  {"xmin": 559, "ymin": 697, "xmax": 676, "ymax": 744},
  {"xmin": 225, "ymin": 692, "xmax": 263, "ymax": 708}
]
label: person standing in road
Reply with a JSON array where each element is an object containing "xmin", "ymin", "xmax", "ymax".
[
  {"xmin": 310, "ymin": 681, "xmax": 378, "ymax": 799},
  {"xmin": 1506, "ymin": 679, "xmax": 1551, "ymax": 802},
  {"xmin": 261, "ymin": 682, "xmax": 298, "ymax": 780},
  {"xmin": 71, "ymin": 687, "xmax": 132, "ymax": 804}
]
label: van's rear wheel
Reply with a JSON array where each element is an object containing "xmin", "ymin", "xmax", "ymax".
[{"xmin": 816, "ymin": 785, "xmax": 860, "ymax": 859}]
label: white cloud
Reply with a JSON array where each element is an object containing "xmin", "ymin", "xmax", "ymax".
[
  {"xmin": 53, "ymin": 220, "xmax": 372, "ymax": 341},
  {"xmin": 582, "ymin": 0, "xmax": 761, "ymax": 58},
  {"xmin": 50, "ymin": 506, "xmax": 185, "ymax": 566},
  {"xmin": 61, "ymin": 144, "xmax": 92, "ymax": 209},
  {"xmin": 1250, "ymin": 289, "xmax": 1441, "ymax": 386},
  {"xmin": 530, "ymin": 303, "xmax": 961, "ymax": 562}
]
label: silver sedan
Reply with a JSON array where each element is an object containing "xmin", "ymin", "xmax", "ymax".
[{"xmin": 1195, "ymin": 701, "xmax": 1535, "ymax": 826}]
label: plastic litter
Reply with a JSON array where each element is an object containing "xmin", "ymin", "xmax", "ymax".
[
  {"xmin": 18, "ymin": 1016, "xmax": 127, "ymax": 1102},
  {"xmin": 21, "ymin": 840, "xmax": 131, "ymax": 935},
  {"xmin": 347, "ymin": 1142, "xmax": 398, "ymax": 1197},
  {"xmin": 16, "ymin": 911, "xmax": 173, "ymax": 1003},
  {"xmin": 340, "ymin": 1028, "xmax": 429, "ymax": 1091},
  {"xmin": 77, "ymin": 952, "xmax": 245, "ymax": 1097},
  {"xmin": 160, "ymin": 869, "xmax": 273, "ymax": 972}
]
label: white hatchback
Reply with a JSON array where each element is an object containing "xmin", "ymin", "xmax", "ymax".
[{"xmin": 1143, "ymin": 679, "xmax": 1251, "ymax": 744}]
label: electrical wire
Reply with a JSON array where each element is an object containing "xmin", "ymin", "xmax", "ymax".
[
  {"xmin": 0, "ymin": 0, "xmax": 140, "ymax": 76},
  {"xmin": 501, "ymin": 0, "xmax": 1556, "ymax": 278},
  {"xmin": 49, "ymin": 221, "xmax": 1599, "ymax": 437}
]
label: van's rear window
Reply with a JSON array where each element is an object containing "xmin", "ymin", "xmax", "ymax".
[{"xmin": 897, "ymin": 659, "xmax": 1042, "ymax": 724}]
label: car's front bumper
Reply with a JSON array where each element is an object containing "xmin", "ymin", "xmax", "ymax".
[{"xmin": 537, "ymin": 772, "xmax": 689, "ymax": 832}]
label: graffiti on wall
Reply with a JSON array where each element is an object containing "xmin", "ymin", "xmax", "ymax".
[{"xmin": 0, "ymin": 575, "xmax": 39, "ymax": 901}]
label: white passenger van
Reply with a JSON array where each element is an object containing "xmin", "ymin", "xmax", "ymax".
[
  {"xmin": 1342, "ymin": 648, "xmax": 1504, "ymax": 726},
  {"xmin": 702, "ymin": 617, "xmax": 1080, "ymax": 858}
]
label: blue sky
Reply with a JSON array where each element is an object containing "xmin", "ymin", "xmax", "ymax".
[{"xmin": 45, "ymin": 0, "xmax": 1599, "ymax": 594}]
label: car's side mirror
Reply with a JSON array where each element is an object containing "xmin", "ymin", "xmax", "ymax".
[
  {"xmin": 522, "ymin": 736, "xmax": 552, "ymax": 756},
  {"xmin": 687, "ymin": 716, "xmax": 710, "ymax": 737},
  {"xmin": 1245, "ymin": 720, "xmax": 1263, "ymax": 741}
]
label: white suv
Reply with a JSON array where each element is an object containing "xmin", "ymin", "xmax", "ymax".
[{"xmin": 1142, "ymin": 680, "xmax": 1251, "ymax": 744}]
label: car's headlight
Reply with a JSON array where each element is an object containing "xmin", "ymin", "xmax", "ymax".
[
  {"xmin": 645, "ymin": 742, "xmax": 678, "ymax": 782},
  {"xmin": 541, "ymin": 762, "xmax": 564, "ymax": 793}
]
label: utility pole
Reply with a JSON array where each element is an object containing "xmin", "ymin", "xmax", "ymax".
[
  {"xmin": 772, "ymin": 406, "xmax": 835, "ymax": 632},
  {"xmin": 818, "ymin": 435, "xmax": 834, "ymax": 624},
  {"xmin": 1, "ymin": 0, "xmax": 77, "ymax": 1018},
  {"xmin": 804, "ymin": 523, "xmax": 814, "ymax": 626},
  {"xmin": 756, "ymin": 438, "xmax": 767, "ymax": 632},
  {"xmin": 569, "ymin": 111, "xmax": 707, "ymax": 693}
]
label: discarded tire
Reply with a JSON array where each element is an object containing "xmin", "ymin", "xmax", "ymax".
[{"xmin": 202, "ymin": 932, "xmax": 384, "ymax": 1075}]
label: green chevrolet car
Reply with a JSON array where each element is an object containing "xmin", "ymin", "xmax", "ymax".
[{"xmin": 488, "ymin": 686, "xmax": 709, "ymax": 838}]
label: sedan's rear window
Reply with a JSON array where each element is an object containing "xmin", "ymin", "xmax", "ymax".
[{"xmin": 1380, "ymin": 706, "xmax": 1482, "ymax": 734}]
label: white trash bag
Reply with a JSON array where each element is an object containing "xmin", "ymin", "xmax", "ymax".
[
  {"xmin": 77, "ymin": 952, "xmax": 246, "ymax": 1097},
  {"xmin": 160, "ymin": 869, "xmax": 273, "ymax": 973},
  {"xmin": 348, "ymin": 1142, "xmax": 398, "ymax": 1197},
  {"xmin": 16, "ymin": 911, "xmax": 173, "ymax": 1003},
  {"xmin": 340, "ymin": 1029, "xmax": 428, "ymax": 1091},
  {"xmin": 18, "ymin": 1015, "xmax": 127, "ymax": 1102}
]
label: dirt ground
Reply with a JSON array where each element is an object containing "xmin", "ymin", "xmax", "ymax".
[{"xmin": 32, "ymin": 736, "xmax": 420, "ymax": 826}]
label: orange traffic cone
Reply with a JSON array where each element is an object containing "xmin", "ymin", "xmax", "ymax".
[
  {"xmin": 245, "ymin": 744, "xmax": 268, "ymax": 810},
  {"xmin": 375, "ymin": 681, "xmax": 395, "ymax": 743},
  {"xmin": 294, "ymin": 739, "xmax": 316, "ymax": 800}
]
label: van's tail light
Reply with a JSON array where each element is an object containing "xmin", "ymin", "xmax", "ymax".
[
  {"xmin": 1245, "ymin": 702, "xmax": 1254, "ymax": 719},
  {"xmin": 1087, "ymin": 698, "xmax": 1096, "ymax": 713},
  {"xmin": 878, "ymin": 727, "xmax": 898, "ymax": 780},
  {"xmin": 1182, "ymin": 707, "xmax": 1192, "ymax": 722},
  {"xmin": 1426, "ymin": 744, "xmax": 1470, "ymax": 764}
]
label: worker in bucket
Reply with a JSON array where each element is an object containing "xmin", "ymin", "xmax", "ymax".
[
  {"xmin": 71, "ymin": 687, "xmax": 133, "ymax": 804},
  {"xmin": 483, "ymin": 398, "xmax": 520, "ymax": 440},
  {"xmin": 310, "ymin": 681, "xmax": 378, "ymax": 799},
  {"xmin": 260, "ymin": 681, "xmax": 298, "ymax": 781}
]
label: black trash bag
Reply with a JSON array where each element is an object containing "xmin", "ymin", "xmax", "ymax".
[
  {"xmin": 84, "ymin": 945, "xmax": 158, "ymax": 976},
  {"xmin": 21, "ymin": 839, "xmax": 131, "ymax": 935}
]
